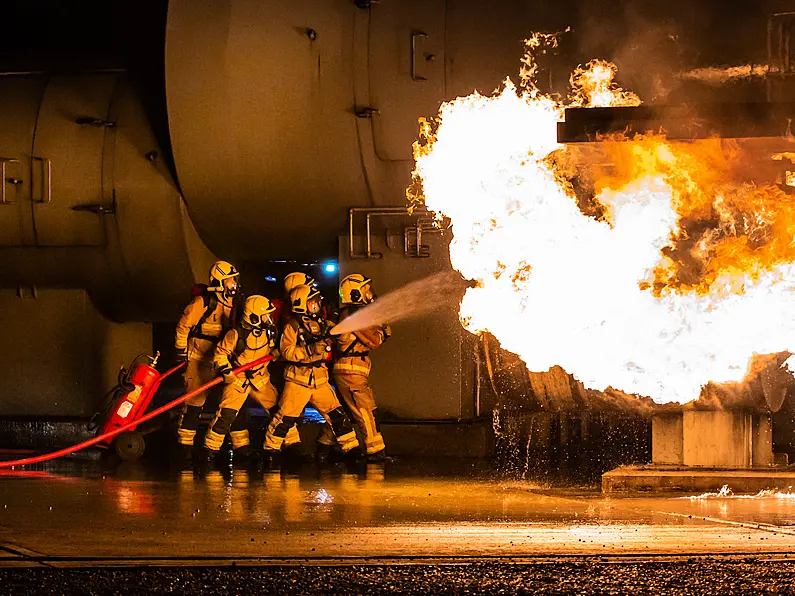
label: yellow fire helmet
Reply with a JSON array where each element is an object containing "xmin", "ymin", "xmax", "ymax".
[
  {"xmin": 339, "ymin": 273, "xmax": 372, "ymax": 306},
  {"xmin": 241, "ymin": 295, "xmax": 275, "ymax": 330},
  {"xmin": 284, "ymin": 272, "xmax": 316, "ymax": 295},
  {"xmin": 209, "ymin": 260, "xmax": 239, "ymax": 289},
  {"xmin": 289, "ymin": 283, "xmax": 322, "ymax": 316}
]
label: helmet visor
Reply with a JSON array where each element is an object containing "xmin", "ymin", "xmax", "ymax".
[
  {"xmin": 307, "ymin": 297, "xmax": 321, "ymax": 314},
  {"xmin": 361, "ymin": 283, "xmax": 374, "ymax": 303},
  {"xmin": 224, "ymin": 277, "xmax": 239, "ymax": 295}
]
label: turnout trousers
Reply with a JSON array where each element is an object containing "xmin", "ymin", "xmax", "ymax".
[
  {"xmin": 265, "ymin": 380, "xmax": 359, "ymax": 453},
  {"xmin": 204, "ymin": 380, "xmax": 301, "ymax": 451},
  {"xmin": 319, "ymin": 373, "xmax": 385, "ymax": 455}
]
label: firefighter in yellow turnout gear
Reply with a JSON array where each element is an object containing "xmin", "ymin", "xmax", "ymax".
[
  {"xmin": 264, "ymin": 284, "xmax": 360, "ymax": 456},
  {"xmin": 283, "ymin": 271, "xmax": 316, "ymax": 295},
  {"xmin": 175, "ymin": 260, "xmax": 240, "ymax": 456},
  {"xmin": 320, "ymin": 273, "xmax": 390, "ymax": 461},
  {"xmin": 204, "ymin": 295, "xmax": 301, "ymax": 457}
]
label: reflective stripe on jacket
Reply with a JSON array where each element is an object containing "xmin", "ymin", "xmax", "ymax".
[{"xmin": 332, "ymin": 307, "xmax": 387, "ymax": 377}]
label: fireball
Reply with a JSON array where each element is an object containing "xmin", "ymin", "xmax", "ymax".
[{"xmin": 409, "ymin": 35, "xmax": 795, "ymax": 404}]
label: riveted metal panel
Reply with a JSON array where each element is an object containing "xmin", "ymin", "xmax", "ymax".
[
  {"xmin": 368, "ymin": 0, "xmax": 446, "ymax": 162},
  {"xmin": 166, "ymin": 0, "xmax": 371, "ymax": 261},
  {"xmin": 0, "ymin": 75, "xmax": 46, "ymax": 247},
  {"xmin": 31, "ymin": 74, "xmax": 118, "ymax": 247},
  {"xmin": 0, "ymin": 73, "xmax": 217, "ymax": 322},
  {"xmin": 105, "ymin": 77, "xmax": 218, "ymax": 320}
]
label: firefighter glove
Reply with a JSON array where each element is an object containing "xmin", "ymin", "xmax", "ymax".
[
  {"xmin": 176, "ymin": 347, "xmax": 188, "ymax": 362},
  {"xmin": 218, "ymin": 366, "xmax": 236, "ymax": 384}
]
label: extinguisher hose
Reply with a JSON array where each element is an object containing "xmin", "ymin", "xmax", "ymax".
[{"xmin": 0, "ymin": 356, "xmax": 273, "ymax": 468}]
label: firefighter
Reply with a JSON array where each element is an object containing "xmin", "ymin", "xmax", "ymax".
[
  {"xmin": 270, "ymin": 271, "xmax": 319, "ymax": 401},
  {"xmin": 273, "ymin": 272, "xmax": 317, "ymax": 328},
  {"xmin": 284, "ymin": 271, "xmax": 316, "ymax": 295},
  {"xmin": 319, "ymin": 273, "xmax": 390, "ymax": 462},
  {"xmin": 204, "ymin": 295, "xmax": 302, "ymax": 462},
  {"xmin": 175, "ymin": 260, "xmax": 240, "ymax": 463},
  {"xmin": 263, "ymin": 283, "xmax": 360, "ymax": 457}
]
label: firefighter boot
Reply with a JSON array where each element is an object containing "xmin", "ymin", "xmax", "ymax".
[
  {"xmin": 282, "ymin": 442, "xmax": 312, "ymax": 465},
  {"xmin": 196, "ymin": 446, "xmax": 216, "ymax": 470},
  {"xmin": 233, "ymin": 444, "xmax": 255, "ymax": 467},
  {"xmin": 260, "ymin": 449, "xmax": 279, "ymax": 470},
  {"xmin": 174, "ymin": 443, "xmax": 194, "ymax": 469},
  {"xmin": 345, "ymin": 446, "xmax": 365, "ymax": 462},
  {"xmin": 315, "ymin": 442, "xmax": 334, "ymax": 465},
  {"xmin": 366, "ymin": 449, "xmax": 388, "ymax": 463}
]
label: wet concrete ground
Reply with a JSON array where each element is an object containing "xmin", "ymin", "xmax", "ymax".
[{"xmin": 0, "ymin": 456, "xmax": 794, "ymax": 592}]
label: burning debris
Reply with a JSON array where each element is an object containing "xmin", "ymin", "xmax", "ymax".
[{"xmin": 409, "ymin": 34, "xmax": 795, "ymax": 406}]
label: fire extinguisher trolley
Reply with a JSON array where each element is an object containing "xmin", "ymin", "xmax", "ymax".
[{"xmin": 88, "ymin": 353, "xmax": 179, "ymax": 461}]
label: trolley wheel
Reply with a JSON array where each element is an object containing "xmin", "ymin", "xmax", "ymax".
[{"xmin": 114, "ymin": 431, "xmax": 146, "ymax": 461}]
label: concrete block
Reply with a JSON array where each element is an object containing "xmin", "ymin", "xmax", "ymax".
[
  {"xmin": 683, "ymin": 410, "xmax": 750, "ymax": 467},
  {"xmin": 652, "ymin": 414, "xmax": 683, "ymax": 465},
  {"xmin": 0, "ymin": 289, "xmax": 152, "ymax": 417},
  {"xmin": 752, "ymin": 414, "xmax": 774, "ymax": 467},
  {"xmin": 603, "ymin": 466, "xmax": 795, "ymax": 494}
]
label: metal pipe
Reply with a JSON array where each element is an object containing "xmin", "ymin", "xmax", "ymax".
[
  {"xmin": 349, "ymin": 207, "xmax": 409, "ymax": 258},
  {"xmin": 474, "ymin": 339, "xmax": 482, "ymax": 418},
  {"xmin": 367, "ymin": 211, "xmax": 428, "ymax": 258},
  {"xmin": 768, "ymin": 16, "xmax": 774, "ymax": 100},
  {"xmin": 780, "ymin": 21, "xmax": 785, "ymax": 74},
  {"xmin": 348, "ymin": 206, "xmax": 428, "ymax": 259},
  {"xmin": 349, "ymin": 207, "xmax": 408, "ymax": 259}
]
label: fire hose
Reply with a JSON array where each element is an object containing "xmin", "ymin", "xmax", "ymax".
[{"xmin": 0, "ymin": 355, "xmax": 273, "ymax": 469}]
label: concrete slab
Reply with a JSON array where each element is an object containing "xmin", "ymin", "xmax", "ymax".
[
  {"xmin": 0, "ymin": 458, "xmax": 793, "ymax": 567},
  {"xmin": 603, "ymin": 466, "xmax": 795, "ymax": 494}
]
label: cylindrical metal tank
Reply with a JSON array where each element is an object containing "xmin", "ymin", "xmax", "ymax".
[
  {"xmin": 0, "ymin": 1, "xmax": 776, "ymax": 316},
  {"xmin": 165, "ymin": 0, "xmax": 542, "ymax": 261},
  {"xmin": 0, "ymin": 72, "xmax": 217, "ymax": 321}
]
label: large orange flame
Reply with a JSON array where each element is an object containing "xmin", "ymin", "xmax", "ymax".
[{"xmin": 409, "ymin": 36, "xmax": 795, "ymax": 404}]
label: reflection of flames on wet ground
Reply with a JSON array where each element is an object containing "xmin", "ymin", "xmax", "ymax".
[{"xmin": 410, "ymin": 32, "xmax": 795, "ymax": 406}]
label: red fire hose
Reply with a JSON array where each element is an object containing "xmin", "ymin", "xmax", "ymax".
[{"xmin": 0, "ymin": 356, "xmax": 273, "ymax": 469}]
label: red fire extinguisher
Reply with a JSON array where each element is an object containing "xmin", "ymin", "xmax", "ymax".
[{"xmin": 89, "ymin": 353, "xmax": 171, "ymax": 461}]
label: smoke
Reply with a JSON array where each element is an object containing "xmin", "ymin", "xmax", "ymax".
[
  {"xmin": 573, "ymin": 2, "xmax": 766, "ymax": 103},
  {"xmin": 330, "ymin": 271, "xmax": 471, "ymax": 335},
  {"xmin": 575, "ymin": 3, "xmax": 690, "ymax": 103}
]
